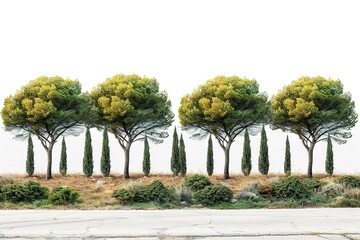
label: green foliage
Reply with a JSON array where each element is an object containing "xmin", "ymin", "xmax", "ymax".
[
  {"xmin": 90, "ymin": 74, "xmax": 174, "ymax": 179},
  {"xmin": 183, "ymin": 174, "xmax": 212, "ymax": 192},
  {"xmin": 335, "ymin": 198, "xmax": 360, "ymax": 208},
  {"xmin": 325, "ymin": 135, "xmax": 334, "ymax": 176},
  {"xmin": 1, "ymin": 76, "xmax": 90, "ymax": 180},
  {"xmin": 48, "ymin": 187, "xmax": 80, "ymax": 205},
  {"xmin": 1, "ymin": 181, "xmax": 48, "ymax": 203},
  {"xmin": 271, "ymin": 76, "xmax": 358, "ymax": 178},
  {"xmin": 26, "ymin": 134, "xmax": 34, "ymax": 177},
  {"xmin": 170, "ymin": 127, "xmax": 180, "ymax": 176},
  {"xmin": 59, "ymin": 137, "xmax": 67, "ymax": 176},
  {"xmin": 336, "ymin": 175, "xmax": 360, "ymax": 188},
  {"xmin": 179, "ymin": 75, "xmax": 268, "ymax": 179},
  {"xmin": 320, "ymin": 182, "xmax": 344, "ymax": 198},
  {"xmin": 303, "ymin": 178, "xmax": 326, "ymax": 192},
  {"xmin": 112, "ymin": 188, "xmax": 135, "ymax": 204},
  {"xmin": 194, "ymin": 184, "xmax": 233, "ymax": 206},
  {"xmin": 241, "ymin": 129, "xmax": 252, "ymax": 176},
  {"xmin": 271, "ymin": 176, "xmax": 312, "ymax": 199},
  {"xmin": 284, "ymin": 135, "xmax": 291, "ymax": 176},
  {"xmin": 100, "ymin": 127, "xmax": 111, "ymax": 177},
  {"xmin": 146, "ymin": 180, "xmax": 176, "ymax": 204},
  {"xmin": 258, "ymin": 126, "xmax": 269, "ymax": 175},
  {"xmin": 206, "ymin": 135, "xmax": 214, "ymax": 176},
  {"xmin": 83, "ymin": 127, "xmax": 93, "ymax": 177},
  {"xmin": 142, "ymin": 135, "xmax": 150, "ymax": 176},
  {"xmin": 179, "ymin": 134, "xmax": 187, "ymax": 177}
]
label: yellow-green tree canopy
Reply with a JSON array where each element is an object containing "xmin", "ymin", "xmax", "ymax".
[
  {"xmin": 179, "ymin": 75, "xmax": 268, "ymax": 179},
  {"xmin": 271, "ymin": 76, "xmax": 357, "ymax": 177},
  {"xmin": 90, "ymin": 74, "xmax": 174, "ymax": 179},
  {"xmin": 1, "ymin": 76, "xmax": 89, "ymax": 179}
]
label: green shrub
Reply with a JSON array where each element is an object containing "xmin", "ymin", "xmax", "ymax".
[
  {"xmin": 183, "ymin": 174, "xmax": 212, "ymax": 192},
  {"xmin": 303, "ymin": 179, "xmax": 326, "ymax": 192},
  {"xmin": 257, "ymin": 185, "xmax": 273, "ymax": 199},
  {"xmin": 335, "ymin": 198, "xmax": 360, "ymax": 207},
  {"xmin": 271, "ymin": 176, "xmax": 312, "ymax": 199},
  {"xmin": 320, "ymin": 182, "xmax": 344, "ymax": 198},
  {"xmin": 336, "ymin": 175, "xmax": 360, "ymax": 188},
  {"xmin": 24, "ymin": 181, "xmax": 49, "ymax": 202},
  {"xmin": 194, "ymin": 184, "xmax": 233, "ymax": 206},
  {"xmin": 112, "ymin": 188, "xmax": 135, "ymax": 204},
  {"xmin": 1, "ymin": 184, "xmax": 30, "ymax": 203},
  {"xmin": 146, "ymin": 180, "xmax": 176, "ymax": 204},
  {"xmin": 48, "ymin": 187, "xmax": 80, "ymax": 205}
]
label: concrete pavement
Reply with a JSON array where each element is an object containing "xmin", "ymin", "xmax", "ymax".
[{"xmin": 0, "ymin": 208, "xmax": 360, "ymax": 239}]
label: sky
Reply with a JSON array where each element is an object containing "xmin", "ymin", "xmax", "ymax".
[{"xmin": 0, "ymin": 0, "xmax": 359, "ymax": 176}]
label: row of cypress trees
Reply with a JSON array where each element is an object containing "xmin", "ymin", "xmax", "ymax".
[{"xmin": 25, "ymin": 126, "xmax": 334, "ymax": 177}]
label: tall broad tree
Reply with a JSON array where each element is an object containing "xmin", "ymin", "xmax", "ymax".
[
  {"xmin": 206, "ymin": 135, "xmax": 214, "ymax": 176},
  {"xmin": 241, "ymin": 129, "xmax": 252, "ymax": 176},
  {"xmin": 325, "ymin": 135, "xmax": 334, "ymax": 176},
  {"xmin": 170, "ymin": 127, "xmax": 180, "ymax": 176},
  {"xmin": 26, "ymin": 134, "xmax": 34, "ymax": 177},
  {"xmin": 179, "ymin": 75, "xmax": 268, "ymax": 179},
  {"xmin": 284, "ymin": 135, "xmax": 291, "ymax": 176},
  {"xmin": 271, "ymin": 76, "xmax": 357, "ymax": 178},
  {"xmin": 179, "ymin": 133, "xmax": 187, "ymax": 177},
  {"xmin": 90, "ymin": 74, "xmax": 174, "ymax": 179},
  {"xmin": 83, "ymin": 127, "xmax": 93, "ymax": 177},
  {"xmin": 143, "ymin": 135, "xmax": 150, "ymax": 176},
  {"xmin": 101, "ymin": 127, "xmax": 111, "ymax": 177},
  {"xmin": 1, "ymin": 76, "xmax": 89, "ymax": 179},
  {"xmin": 258, "ymin": 125, "xmax": 269, "ymax": 175},
  {"xmin": 59, "ymin": 137, "xmax": 67, "ymax": 176}
]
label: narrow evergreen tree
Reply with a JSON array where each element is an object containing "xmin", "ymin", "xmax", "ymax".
[
  {"xmin": 83, "ymin": 127, "xmax": 93, "ymax": 177},
  {"xmin": 207, "ymin": 135, "xmax": 214, "ymax": 176},
  {"xmin": 179, "ymin": 134, "xmax": 187, "ymax": 176},
  {"xmin": 241, "ymin": 129, "xmax": 252, "ymax": 176},
  {"xmin": 143, "ymin": 135, "xmax": 150, "ymax": 176},
  {"xmin": 284, "ymin": 135, "xmax": 291, "ymax": 176},
  {"xmin": 59, "ymin": 137, "xmax": 67, "ymax": 176},
  {"xmin": 100, "ymin": 127, "xmax": 111, "ymax": 177},
  {"xmin": 325, "ymin": 135, "xmax": 334, "ymax": 176},
  {"xmin": 26, "ymin": 134, "xmax": 34, "ymax": 177},
  {"xmin": 258, "ymin": 125, "xmax": 269, "ymax": 175},
  {"xmin": 170, "ymin": 127, "xmax": 180, "ymax": 176}
]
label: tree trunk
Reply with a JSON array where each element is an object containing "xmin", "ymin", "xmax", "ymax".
[
  {"xmin": 123, "ymin": 147, "xmax": 131, "ymax": 179},
  {"xmin": 45, "ymin": 142, "xmax": 54, "ymax": 180},
  {"xmin": 307, "ymin": 144, "xmax": 315, "ymax": 178},
  {"xmin": 223, "ymin": 147, "xmax": 230, "ymax": 180}
]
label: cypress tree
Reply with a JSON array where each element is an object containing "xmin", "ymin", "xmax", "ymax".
[
  {"xmin": 207, "ymin": 135, "xmax": 214, "ymax": 176},
  {"xmin": 258, "ymin": 125, "xmax": 269, "ymax": 175},
  {"xmin": 325, "ymin": 135, "xmax": 334, "ymax": 176},
  {"xmin": 26, "ymin": 134, "xmax": 34, "ymax": 177},
  {"xmin": 143, "ymin": 135, "xmax": 150, "ymax": 176},
  {"xmin": 241, "ymin": 129, "xmax": 252, "ymax": 176},
  {"xmin": 59, "ymin": 137, "xmax": 67, "ymax": 176},
  {"xmin": 83, "ymin": 127, "xmax": 93, "ymax": 177},
  {"xmin": 100, "ymin": 127, "xmax": 111, "ymax": 177},
  {"xmin": 284, "ymin": 135, "xmax": 291, "ymax": 176},
  {"xmin": 179, "ymin": 134, "xmax": 187, "ymax": 177},
  {"xmin": 170, "ymin": 127, "xmax": 180, "ymax": 176}
]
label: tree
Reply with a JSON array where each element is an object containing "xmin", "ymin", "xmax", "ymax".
[
  {"xmin": 206, "ymin": 135, "xmax": 214, "ymax": 176},
  {"xmin": 170, "ymin": 127, "xmax": 180, "ymax": 176},
  {"xmin": 143, "ymin": 135, "xmax": 150, "ymax": 176},
  {"xmin": 179, "ymin": 133, "xmax": 187, "ymax": 177},
  {"xmin": 258, "ymin": 125, "xmax": 269, "ymax": 175},
  {"xmin": 271, "ymin": 76, "xmax": 357, "ymax": 178},
  {"xmin": 284, "ymin": 135, "xmax": 291, "ymax": 176},
  {"xmin": 100, "ymin": 127, "xmax": 111, "ymax": 177},
  {"xmin": 90, "ymin": 74, "xmax": 174, "ymax": 179},
  {"xmin": 241, "ymin": 129, "xmax": 252, "ymax": 176},
  {"xmin": 325, "ymin": 135, "xmax": 334, "ymax": 176},
  {"xmin": 1, "ymin": 76, "xmax": 89, "ymax": 179},
  {"xmin": 59, "ymin": 137, "xmax": 67, "ymax": 176},
  {"xmin": 83, "ymin": 127, "xmax": 93, "ymax": 177},
  {"xmin": 179, "ymin": 76, "xmax": 268, "ymax": 179},
  {"xmin": 26, "ymin": 134, "xmax": 34, "ymax": 177}
]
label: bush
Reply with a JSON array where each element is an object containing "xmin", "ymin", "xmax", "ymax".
[
  {"xmin": 343, "ymin": 188, "xmax": 360, "ymax": 200},
  {"xmin": 335, "ymin": 198, "xmax": 360, "ymax": 207},
  {"xmin": 24, "ymin": 181, "xmax": 49, "ymax": 202},
  {"xmin": 175, "ymin": 187, "xmax": 194, "ymax": 204},
  {"xmin": 320, "ymin": 182, "xmax": 344, "ymax": 198},
  {"xmin": 183, "ymin": 174, "xmax": 212, "ymax": 192},
  {"xmin": 146, "ymin": 180, "xmax": 176, "ymax": 204},
  {"xmin": 194, "ymin": 184, "xmax": 233, "ymax": 206},
  {"xmin": 303, "ymin": 179, "xmax": 326, "ymax": 192},
  {"xmin": 257, "ymin": 185, "xmax": 273, "ymax": 199},
  {"xmin": 235, "ymin": 191, "xmax": 259, "ymax": 201},
  {"xmin": 271, "ymin": 176, "xmax": 312, "ymax": 199},
  {"xmin": 1, "ymin": 181, "xmax": 48, "ymax": 203},
  {"xmin": 48, "ymin": 187, "xmax": 80, "ymax": 205},
  {"xmin": 112, "ymin": 188, "xmax": 135, "ymax": 204},
  {"xmin": 336, "ymin": 175, "xmax": 360, "ymax": 188}
]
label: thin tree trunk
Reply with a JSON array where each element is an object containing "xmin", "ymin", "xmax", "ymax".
[
  {"xmin": 307, "ymin": 144, "xmax": 315, "ymax": 178},
  {"xmin": 123, "ymin": 147, "xmax": 130, "ymax": 179},
  {"xmin": 223, "ymin": 147, "xmax": 230, "ymax": 180},
  {"xmin": 45, "ymin": 142, "xmax": 54, "ymax": 180}
]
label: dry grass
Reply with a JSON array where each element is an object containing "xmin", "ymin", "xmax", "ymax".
[{"xmin": 0, "ymin": 172, "xmax": 338, "ymax": 209}]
